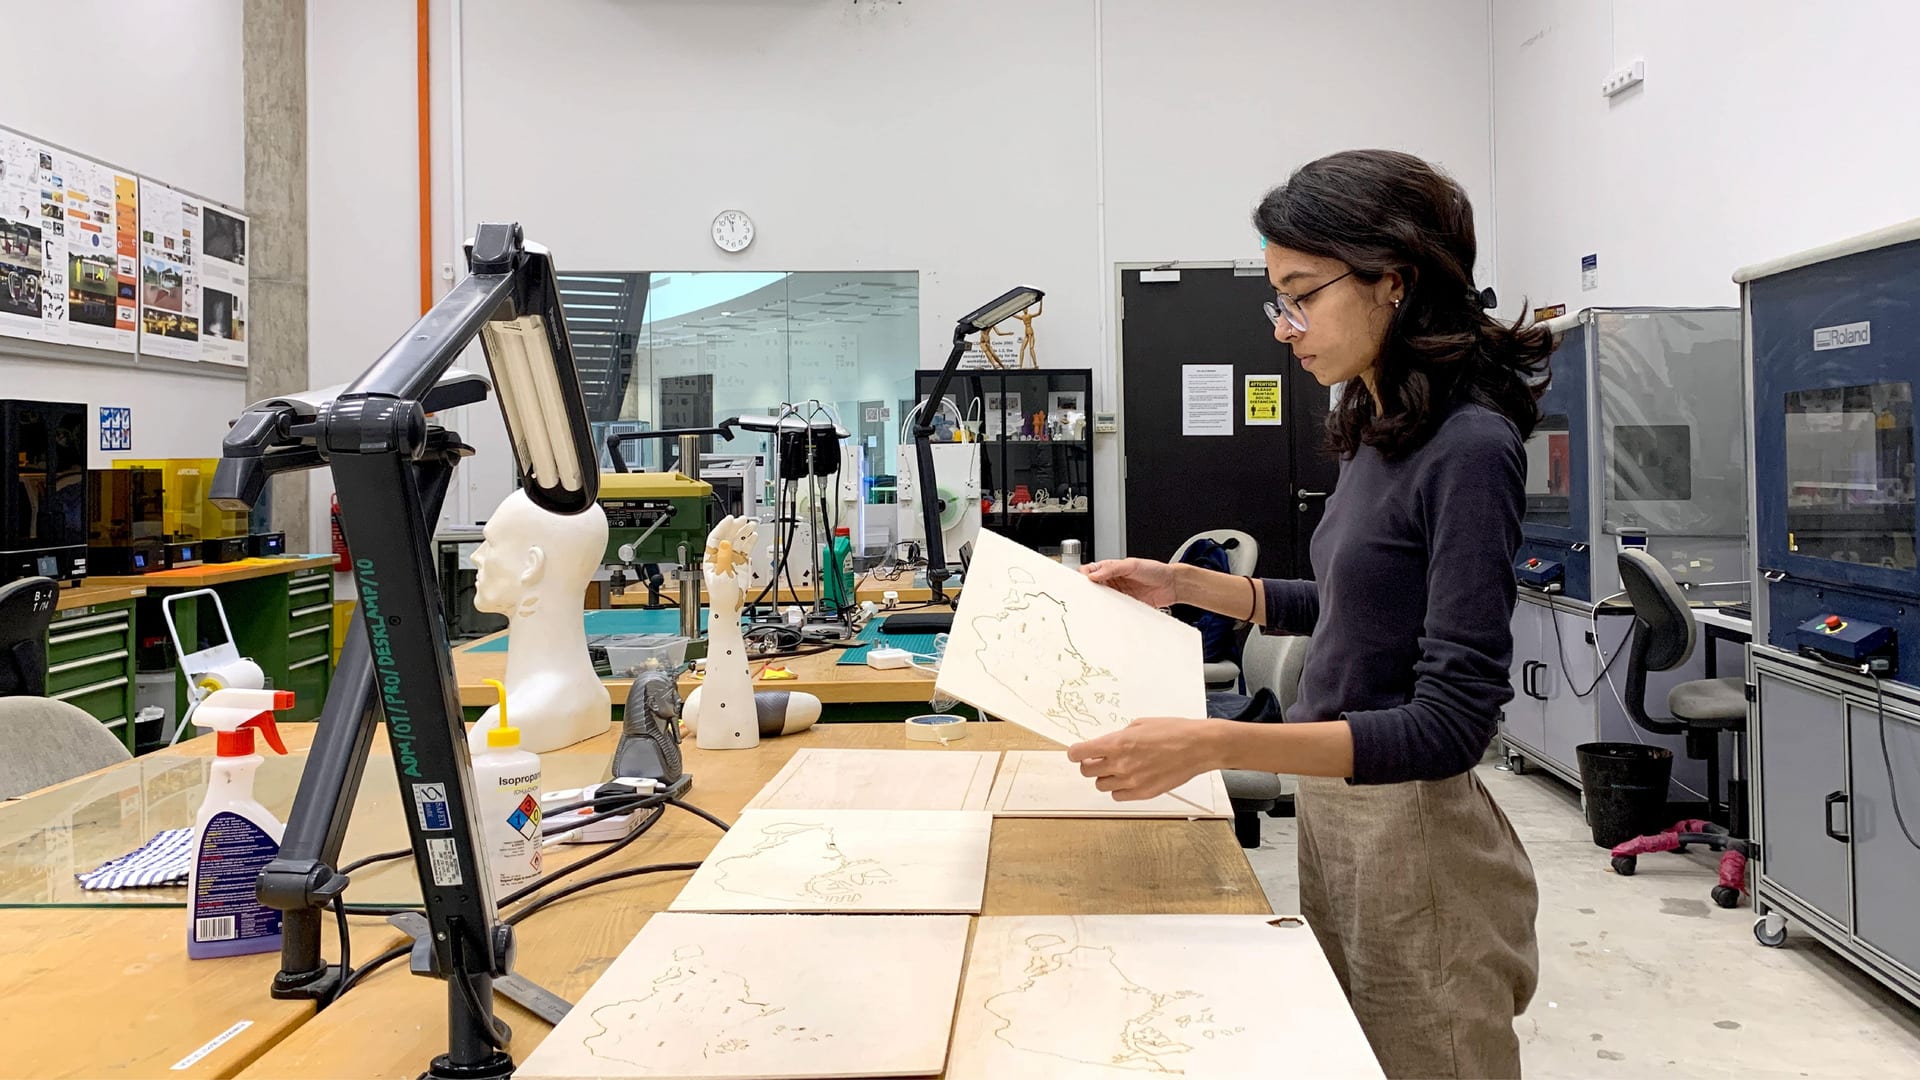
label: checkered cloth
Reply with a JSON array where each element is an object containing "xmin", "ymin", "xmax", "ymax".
[{"xmin": 76, "ymin": 828, "xmax": 194, "ymax": 890}]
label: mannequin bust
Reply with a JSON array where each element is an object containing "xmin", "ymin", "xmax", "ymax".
[
  {"xmin": 697, "ymin": 515, "xmax": 759, "ymax": 750},
  {"xmin": 465, "ymin": 489, "xmax": 612, "ymax": 754}
]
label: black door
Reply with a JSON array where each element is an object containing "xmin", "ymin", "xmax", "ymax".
[{"xmin": 1120, "ymin": 266, "xmax": 1338, "ymax": 579}]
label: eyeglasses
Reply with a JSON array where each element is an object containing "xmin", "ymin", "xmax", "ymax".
[{"xmin": 1263, "ymin": 269, "xmax": 1354, "ymax": 333}]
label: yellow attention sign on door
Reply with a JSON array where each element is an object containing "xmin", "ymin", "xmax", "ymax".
[{"xmin": 1245, "ymin": 375, "xmax": 1283, "ymax": 426}]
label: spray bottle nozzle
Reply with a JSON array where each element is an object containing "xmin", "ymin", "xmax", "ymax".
[{"xmin": 193, "ymin": 688, "xmax": 295, "ymax": 757}]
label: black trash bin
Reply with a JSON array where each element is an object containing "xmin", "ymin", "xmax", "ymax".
[{"xmin": 1576, "ymin": 742, "xmax": 1673, "ymax": 848}]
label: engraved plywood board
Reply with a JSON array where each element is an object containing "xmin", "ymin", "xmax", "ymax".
[
  {"xmin": 745, "ymin": 748, "xmax": 1000, "ymax": 811},
  {"xmin": 985, "ymin": 751, "xmax": 1231, "ymax": 819},
  {"xmin": 936, "ymin": 530, "xmax": 1205, "ymax": 746},
  {"xmin": 516, "ymin": 913, "xmax": 972, "ymax": 1080},
  {"xmin": 947, "ymin": 915, "xmax": 1384, "ymax": 1080},
  {"xmin": 670, "ymin": 810, "xmax": 992, "ymax": 914}
]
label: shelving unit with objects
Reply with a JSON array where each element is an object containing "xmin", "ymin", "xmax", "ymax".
[{"xmin": 914, "ymin": 366, "xmax": 1094, "ymax": 560}]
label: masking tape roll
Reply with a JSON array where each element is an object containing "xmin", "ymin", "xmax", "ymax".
[
  {"xmin": 905, "ymin": 714, "xmax": 968, "ymax": 743},
  {"xmin": 195, "ymin": 658, "xmax": 265, "ymax": 697}
]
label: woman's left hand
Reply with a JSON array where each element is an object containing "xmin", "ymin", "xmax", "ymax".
[{"xmin": 1066, "ymin": 718, "xmax": 1227, "ymax": 801}]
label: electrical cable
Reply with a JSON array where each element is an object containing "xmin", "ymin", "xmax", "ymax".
[
  {"xmin": 340, "ymin": 848, "xmax": 411, "ymax": 875},
  {"xmin": 505, "ymin": 862, "xmax": 705, "ymax": 926},
  {"xmin": 1869, "ymin": 671, "xmax": 1920, "ymax": 853},
  {"xmin": 456, "ymin": 965, "xmax": 511, "ymax": 1050},
  {"xmin": 500, "ymin": 806, "xmax": 666, "ymax": 907},
  {"xmin": 667, "ymin": 798, "xmax": 732, "ymax": 833},
  {"xmin": 332, "ymin": 894, "xmax": 353, "ymax": 991},
  {"xmin": 1551, "ymin": 598, "xmax": 1630, "ymax": 698},
  {"xmin": 336, "ymin": 943, "xmax": 408, "ymax": 997},
  {"xmin": 1589, "ymin": 590, "xmax": 1711, "ymax": 802}
]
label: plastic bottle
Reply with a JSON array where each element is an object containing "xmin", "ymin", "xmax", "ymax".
[
  {"xmin": 471, "ymin": 678, "xmax": 543, "ymax": 900},
  {"xmin": 823, "ymin": 526, "xmax": 855, "ymax": 609},
  {"xmin": 187, "ymin": 687, "xmax": 296, "ymax": 959}
]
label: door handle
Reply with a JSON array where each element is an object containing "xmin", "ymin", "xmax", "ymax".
[
  {"xmin": 1824, "ymin": 791, "xmax": 1851, "ymax": 842},
  {"xmin": 1296, "ymin": 490, "xmax": 1329, "ymax": 499},
  {"xmin": 1521, "ymin": 661, "xmax": 1541, "ymax": 701}
]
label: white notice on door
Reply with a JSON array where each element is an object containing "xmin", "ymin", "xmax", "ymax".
[{"xmin": 1182, "ymin": 364, "xmax": 1235, "ymax": 436}]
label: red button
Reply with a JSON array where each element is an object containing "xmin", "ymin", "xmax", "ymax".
[
  {"xmin": 1527, "ymin": 559, "xmax": 1540, "ymax": 568},
  {"xmin": 1825, "ymin": 615, "xmax": 1842, "ymax": 630}
]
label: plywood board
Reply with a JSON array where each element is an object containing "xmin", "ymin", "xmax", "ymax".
[
  {"xmin": 516, "ymin": 913, "xmax": 972, "ymax": 1080},
  {"xmin": 947, "ymin": 915, "xmax": 1383, "ymax": 1080},
  {"xmin": 935, "ymin": 530, "xmax": 1205, "ymax": 746},
  {"xmin": 745, "ymin": 748, "xmax": 1000, "ymax": 811},
  {"xmin": 670, "ymin": 810, "xmax": 992, "ymax": 914},
  {"xmin": 985, "ymin": 751, "xmax": 1230, "ymax": 819}
]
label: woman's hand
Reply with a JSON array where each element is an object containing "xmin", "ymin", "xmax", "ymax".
[
  {"xmin": 1082, "ymin": 558, "xmax": 1182, "ymax": 609},
  {"xmin": 1066, "ymin": 717, "xmax": 1226, "ymax": 801}
]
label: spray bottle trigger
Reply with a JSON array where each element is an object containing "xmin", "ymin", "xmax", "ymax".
[{"xmin": 242, "ymin": 710, "xmax": 289, "ymax": 755}]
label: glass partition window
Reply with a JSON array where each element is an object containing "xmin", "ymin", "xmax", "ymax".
[
  {"xmin": 558, "ymin": 270, "xmax": 918, "ymax": 552},
  {"xmin": 1783, "ymin": 381, "xmax": 1916, "ymax": 570},
  {"xmin": 1611, "ymin": 424, "xmax": 1693, "ymax": 501},
  {"xmin": 1523, "ymin": 415, "xmax": 1573, "ymax": 527}
]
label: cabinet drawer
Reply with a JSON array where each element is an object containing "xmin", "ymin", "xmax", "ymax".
[
  {"xmin": 46, "ymin": 611, "xmax": 133, "ymax": 666},
  {"xmin": 290, "ymin": 601, "xmax": 335, "ymax": 629},
  {"xmin": 53, "ymin": 674, "xmax": 133, "ymax": 722},
  {"xmin": 287, "ymin": 623, "xmax": 333, "ymax": 662},
  {"xmin": 284, "ymin": 654, "xmax": 331, "ymax": 722},
  {"xmin": 45, "ymin": 649, "xmax": 131, "ymax": 695}
]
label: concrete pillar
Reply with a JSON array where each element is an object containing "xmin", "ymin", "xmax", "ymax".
[{"xmin": 243, "ymin": 0, "xmax": 310, "ymax": 547}]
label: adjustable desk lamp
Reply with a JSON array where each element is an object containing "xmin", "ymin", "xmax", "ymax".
[
  {"xmin": 913, "ymin": 286, "xmax": 1044, "ymax": 606},
  {"xmin": 212, "ymin": 222, "xmax": 596, "ymax": 1080}
]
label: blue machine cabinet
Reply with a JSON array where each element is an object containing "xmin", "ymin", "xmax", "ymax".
[
  {"xmin": 1738, "ymin": 222, "xmax": 1920, "ymax": 1004},
  {"xmin": 1500, "ymin": 307, "xmax": 1748, "ymax": 795}
]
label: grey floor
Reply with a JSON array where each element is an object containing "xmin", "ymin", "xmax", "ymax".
[{"xmin": 1244, "ymin": 762, "xmax": 1920, "ymax": 1079}]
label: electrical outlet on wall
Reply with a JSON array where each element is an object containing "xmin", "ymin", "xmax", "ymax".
[{"xmin": 1601, "ymin": 59, "xmax": 1645, "ymax": 98}]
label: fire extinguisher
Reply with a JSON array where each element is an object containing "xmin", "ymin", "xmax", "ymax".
[{"xmin": 330, "ymin": 494, "xmax": 350, "ymax": 571}]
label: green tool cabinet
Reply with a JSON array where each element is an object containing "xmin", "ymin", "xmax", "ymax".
[
  {"xmin": 44, "ymin": 598, "xmax": 140, "ymax": 752},
  {"xmin": 90, "ymin": 556, "xmax": 339, "ymax": 749}
]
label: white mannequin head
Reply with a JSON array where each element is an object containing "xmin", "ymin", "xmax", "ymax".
[{"xmin": 471, "ymin": 489, "xmax": 609, "ymax": 619}]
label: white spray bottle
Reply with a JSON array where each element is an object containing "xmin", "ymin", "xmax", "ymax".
[{"xmin": 187, "ymin": 687, "xmax": 295, "ymax": 959}]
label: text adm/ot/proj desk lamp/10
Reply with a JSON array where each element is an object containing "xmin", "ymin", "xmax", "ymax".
[
  {"xmin": 213, "ymin": 222, "xmax": 596, "ymax": 1080},
  {"xmin": 910, "ymin": 284, "xmax": 1045, "ymax": 625}
]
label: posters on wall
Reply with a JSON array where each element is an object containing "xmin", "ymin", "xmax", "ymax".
[
  {"xmin": 0, "ymin": 127, "xmax": 140, "ymax": 352},
  {"xmin": 0, "ymin": 125, "xmax": 244, "ymax": 364},
  {"xmin": 136, "ymin": 178, "xmax": 202, "ymax": 361}
]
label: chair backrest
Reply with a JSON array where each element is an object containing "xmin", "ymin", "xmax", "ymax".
[
  {"xmin": 1242, "ymin": 631, "xmax": 1312, "ymax": 715},
  {"xmin": 0, "ymin": 577, "xmax": 60, "ymax": 697},
  {"xmin": 1617, "ymin": 549, "xmax": 1693, "ymax": 736},
  {"xmin": 0, "ymin": 697, "xmax": 133, "ymax": 799},
  {"xmin": 1172, "ymin": 530, "xmax": 1259, "ymax": 578}
]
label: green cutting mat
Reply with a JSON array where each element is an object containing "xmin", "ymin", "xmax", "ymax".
[
  {"xmin": 468, "ymin": 608, "xmax": 709, "ymax": 653},
  {"xmin": 837, "ymin": 621, "xmax": 944, "ymax": 665}
]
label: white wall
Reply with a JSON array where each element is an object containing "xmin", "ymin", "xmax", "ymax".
[
  {"xmin": 307, "ymin": 0, "xmax": 1495, "ymax": 554},
  {"xmin": 1492, "ymin": 0, "xmax": 1920, "ymax": 309},
  {"xmin": 304, "ymin": 0, "xmax": 436, "ymax": 547},
  {"xmin": 0, "ymin": 0, "xmax": 248, "ymax": 466}
]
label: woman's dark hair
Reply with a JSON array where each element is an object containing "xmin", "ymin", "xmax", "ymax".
[{"xmin": 1253, "ymin": 149, "xmax": 1550, "ymax": 460}]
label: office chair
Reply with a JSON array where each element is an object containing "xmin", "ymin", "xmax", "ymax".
[
  {"xmin": 0, "ymin": 697, "xmax": 132, "ymax": 799},
  {"xmin": 0, "ymin": 576, "xmax": 60, "ymax": 697},
  {"xmin": 1171, "ymin": 530, "xmax": 1259, "ymax": 690},
  {"xmin": 1613, "ymin": 549, "xmax": 1753, "ymax": 908},
  {"xmin": 1220, "ymin": 630, "xmax": 1310, "ymax": 848}
]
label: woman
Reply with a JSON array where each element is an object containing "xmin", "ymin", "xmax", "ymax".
[{"xmin": 1070, "ymin": 149, "xmax": 1545, "ymax": 1079}]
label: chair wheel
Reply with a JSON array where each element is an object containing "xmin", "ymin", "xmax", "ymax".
[
  {"xmin": 1711, "ymin": 885, "xmax": 1741, "ymax": 909},
  {"xmin": 1612, "ymin": 855, "xmax": 1637, "ymax": 876},
  {"xmin": 1753, "ymin": 916, "xmax": 1788, "ymax": 947},
  {"xmin": 1510, "ymin": 755, "xmax": 1527, "ymax": 776}
]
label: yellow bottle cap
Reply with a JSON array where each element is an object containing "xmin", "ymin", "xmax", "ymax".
[{"xmin": 483, "ymin": 679, "xmax": 520, "ymax": 748}]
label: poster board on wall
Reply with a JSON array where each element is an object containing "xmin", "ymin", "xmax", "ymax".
[{"xmin": 0, "ymin": 126, "xmax": 140, "ymax": 352}]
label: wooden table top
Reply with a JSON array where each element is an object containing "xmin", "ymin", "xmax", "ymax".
[
  {"xmin": 56, "ymin": 580, "xmax": 147, "ymax": 611},
  {"xmin": 239, "ymin": 722, "xmax": 1269, "ymax": 1079},
  {"xmin": 452, "ymin": 611, "xmax": 958, "ymax": 708},
  {"xmin": 87, "ymin": 554, "xmax": 336, "ymax": 589}
]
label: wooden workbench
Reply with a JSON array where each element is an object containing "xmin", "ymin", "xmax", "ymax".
[
  {"xmin": 237, "ymin": 722, "xmax": 1269, "ymax": 1079},
  {"xmin": 56, "ymin": 580, "xmax": 148, "ymax": 610},
  {"xmin": 451, "ymin": 613, "xmax": 956, "ymax": 710},
  {"xmin": 85, "ymin": 552, "xmax": 337, "ymax": 589}
]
